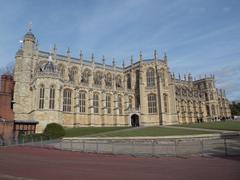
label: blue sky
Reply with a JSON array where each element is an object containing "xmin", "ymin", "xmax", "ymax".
[{"xmin": 0, "ymin": 0, "xmax": 239, "ymax": 100}]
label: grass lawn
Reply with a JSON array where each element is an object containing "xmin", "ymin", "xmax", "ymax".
[
  {"xmin": 87, "ymin": 127, "xmax": 216, "ymax": 137},
  {"xmin": 64, "ymin": 127, "xmax": 130, "ymax": 137},
  {"xmin": 174, "ymin": 120, "xmax": 240, "ymax": 131}
]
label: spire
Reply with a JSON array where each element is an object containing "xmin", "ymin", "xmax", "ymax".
[
  {"xmin": 53, "ymin": 44, "xmax": 57, "ymax": 53},
  {"xmin": 178, "ymin": 73, "xmax": 181, "ymax": 80},
  {"xmin": 80, "ymin": 50, "xmax": 83, "ymax": 64},
  {"xmin": 184, "ymin": 74, "xmax": 186, "ymax": 81},
  {"xmin": 122, "ymin": 59, "xmax": 125, "ymax": 68}
]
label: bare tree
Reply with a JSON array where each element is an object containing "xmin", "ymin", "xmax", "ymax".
[{"xmin": 0, "ymin": 61, "xmax": 15, "ymax": 76}]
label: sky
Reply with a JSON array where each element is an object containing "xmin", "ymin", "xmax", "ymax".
[{"xmin": 0, "ymin": 0, "xmax": 239, "ymax": 100}]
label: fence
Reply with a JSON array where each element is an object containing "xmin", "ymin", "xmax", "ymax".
[{"xmin": 8, "ymin": 134, "xmax": 240, "ymax": 157}]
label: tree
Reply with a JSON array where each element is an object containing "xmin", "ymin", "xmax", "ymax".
[
  {"xmin": 0, "ymin": 61, "xmax": 15, "ymax": 76},
  {"xmin": 230, "ymin": 102, "xmax": 240, "ymax": 116}
]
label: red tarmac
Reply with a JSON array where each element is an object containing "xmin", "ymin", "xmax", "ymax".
[{"xmin": 0, "ymin": 146, "xmax": 239, "ymax": 180}]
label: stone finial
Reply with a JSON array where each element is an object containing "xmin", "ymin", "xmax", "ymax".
[
  {"xmin": 172, "ymin": 72, "xmax": 175, "ymax": 79},
  {"xmin": 102, "ymin": 55, "xmax": 105, "ymax": 65},
  {"xmin": 178, "ymin": 73, "xmax": 181, "ymax": 80},
  {"xmin": 184, "ymin": 74, "xmax": 187, "ymax": 81},
  {"xmin": 188, "ymin": 73, "xmax": 192, "ymax": 81},
  {"xmin": 112, "ymin": 58, "xmax": 115, "ymax": 67},
  {"xmin": 122, "ymin": 59, "xmax": 125, "ymax": 68},
  {"xmin": 28, "ymin": 21, "xmax": 32, "ymax": 32},
  {"xmin": 80, "ymin": 50, "xmax": 83, "ymax": 60},
  {"xmin": 164, "ymin": 51, "xmax": 167, "ymax": 62},
  {"xmin": 139, "ymin": 51, "xmax": 143, "ymax": 62},
  {"xmin": 53, "ymin": 44, "xmax": 57, "ymax": 52},
  {"xmin": 154, "ymin": 49, "xmax": 157, "ymax": 60},
  {"xmin": 67, "ymin": 47, "xmax": 71, "ymax": 57},
  {"xmin": 91, "ymin": 53, "xmax": 95, "ymax": 63},
  {"xmin": 131, "ymin": 56, "xmax": 133, "ymax": 65}
]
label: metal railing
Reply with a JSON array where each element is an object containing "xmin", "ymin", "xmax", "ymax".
[{"xmin": 5, "ymin": 134, "xmax": 239, "ymax": 157}]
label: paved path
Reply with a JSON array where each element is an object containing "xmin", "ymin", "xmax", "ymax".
[{"xmin": 0, "ymin": 147, "xmax": 240, "ymax": 180}]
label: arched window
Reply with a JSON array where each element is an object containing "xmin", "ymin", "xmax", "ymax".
[
  {"xmin": 94, "ymin": 71, "xmax": 102, "ymax": 86},
  {"xmin": 206, "ymin": 105, "xmax": 210, "ymax": 116},
  {"xmin": 49, "ymin": 85, "xmax": 55, "ymax": 109},
  {"xmin": 160, "ymin": 69, "xmax": 165, "ymax": 87},
  {"xmin": 69, "ymin": 67, "xmax": 78, "ymax": 82},
  {"xmin": 105, "ymin": 73, "xmax": 112, "ymax": 87},
  {"xmin": 81, "ymin": 69, "xmax": 90, "ymax": 84},
  {"xmin": 127, "ymin": 74, "xmax": 131, "ymax": 89},
  {"xmin": 210, "ymin": 92, "xmax": 214, "ymax": 100},
  {"xmin": 106, "ymin": 94, "xmax": 111, "ymax": 114},
  {"xmin": 79, "ymin": 91, "xmax": 86, "ymax": 113},
  {"xmin": 118, "ymin": 95, "xmax": 122, "ymax": 114},
  {"xmin": 148, "ymin": 94, "xmax": 157, "ymax": 113},
  {"xmin": 116, "ymin": 75, "xmax": 122, "ymax": 88},
  {"xmin": 63, "ymin": 89, "xmax": 72, "ymax": 112},
  {"xmin": 129, "ymin": 96, "xmax": 133, "ymax": 110},
  {"xmin": 93, "ymin": 93, "xmax": 99, "ymax": 113},
  {"xmin": 146, "ymin": 68, "xmax": 155, "ymax": 87},
  {"xmin": 58, "ymin": 64, "xmax": 65, "ymax": 78},
  {"xmin": 163, "ymin": 94, "xmax": 168, "ymax": 113},
  {"xmin": 39, "ymin": 84, "xmax": 45, "ymax": 109},
  {"xmin": 211, "ymin": 104, "xmax": 215, "ymax": 115}
]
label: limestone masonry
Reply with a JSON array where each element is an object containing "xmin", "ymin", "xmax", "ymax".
[{"xmin": 13, "ymin": 29, "xmax": 231, "ymax": 132}]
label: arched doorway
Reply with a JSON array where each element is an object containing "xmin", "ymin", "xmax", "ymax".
[{"xmin": 131, "ymin": 114, "xmax": 139, "ymax": 127}]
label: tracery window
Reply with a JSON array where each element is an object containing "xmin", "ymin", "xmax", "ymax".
[
  {"xmin": 39, "ymin": 84, "xmax": 45, "ymax": 109},
  {"xmin": 105, "ymin": 73, "xmax": 112, "ymax": 87},
  {"xmin": 129, "ymin": 96, "xmax": 133, "ymax": 110},
  {"xmin": 163, "ymin": 94, "xmax": 168, "ymax": 113},
  {"xmin": 146, "ymin": 68, "xmax": 155, "ymax": 87},
  {"xmin": 118, "ymin": 95, "xmax": 122, "ymax": 114},
  {"xmin": 93, "ymin": 93, "xmax": 99, "ymax": 114},
  {"xmin": 81, "ymin": 69, "xmax": 90, "ymax": 84},
  {"xmin": 127, "ymin": 74, "xmax": 131, "ymax": 89},
  {"xmin": 148, "ymin": 94, "xmax": 157, "ymax": 113},
  {"xmin": 106, "ymin": 94, "xmax": 111, "ymax": 114},
  {"xmin": 69, "ymin": 67, "xmax": 78, "ymax": 82},
  {"xmin": 63, "ymin": 89, "xmax": 72, "ymax": 112},
  {"xmin": 116, "ymin": 75, "xmax": 122, "ymax": 88},
  {"xmin": 49, "ymin": 85, "xmax": 55, "ymax": 109},
  {"xmin": 94, "ymin": 71, "xmax": 102, "ymax": 86},
  {"xmin": 79, "ymin": 91, "xmax": 86, "ymax": 113}
]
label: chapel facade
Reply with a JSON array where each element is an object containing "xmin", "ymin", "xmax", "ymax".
[{"xmin": 13, "ymin": 29, "xmax": 231, "ymax": 132}]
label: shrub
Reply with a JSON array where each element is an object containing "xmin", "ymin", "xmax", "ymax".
[{"xmin": 43, "ymin": 123, "xmax": 65, "ymax": 139}]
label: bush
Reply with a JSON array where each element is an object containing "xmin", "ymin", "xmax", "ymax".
[{"xmin": 43, "ymin": 123, "xmax": 65, "ymax": 139}]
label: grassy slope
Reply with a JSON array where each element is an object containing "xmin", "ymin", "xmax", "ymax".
[
  {"xmin": 87, "ymin": 127, "xmax": 215, "ymax": 137},
  {"xmin": 64, "ymin": 127, "xmax": 130, "ymax": 137},
  {"xmin": 174, "ymin": 121, "xmax": 240, "ymax": 131}
]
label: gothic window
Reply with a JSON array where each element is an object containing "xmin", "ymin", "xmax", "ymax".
[
  {"xmin": 210, "ymin": 92, "xmax": 214, "ymax": 100},
  {"xmin": 205, "ymin": 93, "xmax": 209, "ymax": 101},
  {"xmin": 118, "ymin": 95, "xmax": 122, "ymax": 114},
  {"xmin": 182, "ymin": 88, "xmax": 187, "ymax": 96},
  {"xmin": 93, "ymin": 93, "xmax": 99, "ymax": 114},
  {"xmin": 206, "ymin": 105, "xmax": 210, "ymax": 116},
  {"xmin": 163, "ymin": 94, "xmax": 168, "ymax": 113},
  {"xmin": 63, "ymin": 89, "xmax": 72, "ymax": 112},
  {"xmin": 208, "ymin": 82, "xmax": 212, "ymax": 89},
  {"xmin": 211, "ymin": 104, "xmax": 216, "ymax": 115},
  {"xmin": 160, "ymin": 69, "xmax": 165, "ymax": 87},
  {"xmin": 193, "ymin": 101, "xmax": 197, "ymax": 113},
  {"xmin": 79, "ymin": 91, "xmax": 86, "ymax": 113},
  {"xmin": 127, "ymin": 74, "xmax": 131, "ymax": 89},
  {"xmin": 148, "ymin": 94, "xmax": 157, "ymax": 114},
  {"xmin": 69, "ymin": 67, "xmax": 78, "ymax": 82},
  {"xmin": 81, "ymin": 69, "xmax": 90, "ymax": 84},
  {"xmin": 116, "ymin": 75, "xmax": 122, "ymax": 88},
  {"xmin": 175, "ymin": 87, "xmax": 181, "ymax": 96},
  {"xmin": 94, "ymin": 71, "xmax": 102, "ymax": 86},
  {"xmin": 129, "ymin": 96, "xmax": 133, "ymax": 110},
  {"xmin": 49, "ymin": 85, "xmax": 55, "ymax": 109},
  {"xmin": 105, "ymin": 73, "xmax": 112, "ymax": 87},
  {"xmin": 39, "ymin": 84, "xmax": 45, "ymax": 109},
  {"xmin": 146, "ymin": 68, "xmax": 155, "ymax": 87},
  {"xmin": 58, "ymin": 64, "xmax": 65, "ymax": 78},
  {"xmin": 106, "ymin": 94, "xmax": 111, "ymax": 114}
]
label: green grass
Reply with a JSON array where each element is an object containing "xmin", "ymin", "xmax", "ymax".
[
  {"xmin": 87, "ymin": 127, "xmax": 216, "ymax": 137},
  {"xmin": 64, "ymin": 127, "xmax": 130, "ymax": 137},
  {"xmin": 174, "ymin": 121, "xmax": 240, "ymax": 131}
]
